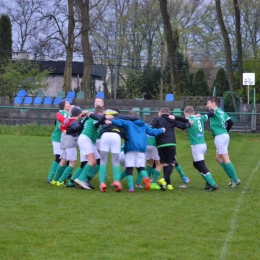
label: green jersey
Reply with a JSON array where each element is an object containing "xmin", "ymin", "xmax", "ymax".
[
  {"xmin": 146, "ymin": 135, "xmax": 156, "ymax": 146},
  {"xmin": 81, "ymin": 117, "xmax": 99, "ymax": 143},
  {"xmin": 51, "ymin": 110, "xmax": 70, "ymax": 142},
  {"xmin": 187, "ymin": 115, "xmax": 207, "ymax": 145},
  {"xmin": 209, "ymin": 107, "xmax": 230, "ymax": 136}
]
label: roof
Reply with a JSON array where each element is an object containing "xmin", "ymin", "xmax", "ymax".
[{"xmin": 36, "ymin": 60, "xmax": 106, "ymax": 78}]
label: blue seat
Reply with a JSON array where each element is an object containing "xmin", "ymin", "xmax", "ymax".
[
  {"xmin": 66, "ymin": 91, "xmax": 76, "ymax": 98},
  {"xmin": 33, "ymin": 96, "xmax": 43, "ymax": 104},
  {"xmin": 165, "ymin": 94, "xmax": 174, "ymax": 102},
  {"xmin": 66, "ymin": 97, "xmax": 73, "ymax": 104},
  {"xmin": 17, "ymin": 89, "xmax": 27, "ymax": 97},
  {"xmin": 53, "ymin": 97, "xmax": 62, "ymax": 105},
  {"xmin": 13, "ymin": 96, "xmax": 23, "ymax": 105},
  {"xmin": 96, "ymin": 92, "xmax": 104, "ymax": 98},
  {"xmin": 23, "ymin": 96, "xmax": 33, "ymax": 105},
  {"xmin": 43, "ymin": 97, "xmax": 53, "ymax": 105}
]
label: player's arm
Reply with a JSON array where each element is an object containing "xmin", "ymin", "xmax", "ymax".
[
  {"xmin": 225, "ymin": 118, "xmax": 233, "ymax": 132},
  {"xmin": 174, "ymin": 116, "xmax": 189, "ymax": 123},
  {"xmin": 145, "ymin": 124, "xmax": 164, "ymax": 136}
]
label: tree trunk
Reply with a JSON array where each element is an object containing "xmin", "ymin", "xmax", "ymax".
[
  {"xmin": 215, "ymin": 0, "xmax": 237, "ymax": 111},
  {"xmin": 76, "ymin": 0, "xmax": 93, "ymax": 98},
  {"xmin": 233, "ymin": 0, "xmax": 243, "ymax": 91},
  {"xmin": 63, "ymin": 0, "xmax": 75, "ymax": 93},
  {"xmin": 159, "ymin": 0, "xmax": 178, "ymax": 97}
]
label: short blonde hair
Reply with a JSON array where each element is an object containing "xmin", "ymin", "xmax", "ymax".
[{"xmin": 184, "ymin": 106, "xmax": 195, "ymax": 115}]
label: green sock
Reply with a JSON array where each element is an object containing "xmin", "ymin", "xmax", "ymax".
[
  {"xmin": 99, "ymin": 165, "xmax": 107, "ymax": 183},
  {"xmin": 225, "ymin": 162, "xmax": 238, "ymax": 182},
  {"xmin": 78, "ymin": 164, "xmax": 93, "ymax": 181},
  {"xmin": 135, "ymin": 171, "xmax": 142, "ymax": 185},
  {"xmin": 220, "ymin": 162, "xmax": 231, "ymax": 178},
  {"xmin": 120, "ymin": 169, "xmax": 126, "ymax": 181},
  {"xmin": 202, "ymin": 172, "xmax": 216, "ymax": 187},
  {"xmin": 88, "ymin": 164, "xmax": 100, "ymax": 180},
  {"xmin": 71, "ymin": 167, "xmax": 83, "ymax": 181},
  {"xmin": 140, "ymin": 170, "xmax": 149, "ymax": 179},
  {"xmin": 152, "ymin": 169, "xmax": 160, "ymax": 184},
  {"xmin": 47, "ymin": 161, "xmax": 59, "ymax": 181},
  {"xmin": 126, "ymin": 175, "xmax": 134, "ymax": 189},
  {"xmin": 113, "ymin": 165, "xmax": 121, "ymax": 181},
  {"xmin": 145, "ymin": 165, "xmax": 153, "ymax": 178},
  {"xmin": 59, "ymin": 166, "xmax": 74, "ymax": 182},
  {"xmin": 176, "ymin": 164, "xmax": 185, "ymax": 178},
  {"xmin": 53, "ymin": 165, "xmax": 66, "ymax": 181}
]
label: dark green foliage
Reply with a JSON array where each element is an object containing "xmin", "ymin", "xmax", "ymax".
[
  {"xmin": 192, "ymin": 68, "xmax": 209, "ymax": 96},
  {"xmin": 179, "ymin": 65, "xmax": 191, "ymax": 95},
  {"xmin": 212, "ymin": 67, "xmax": 229, "ymax": 96},
  {"xmin": 0, "ymin": 14, "xmax": 12, "ymax": 62}
]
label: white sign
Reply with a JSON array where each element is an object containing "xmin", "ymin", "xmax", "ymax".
[
  {"xmin": 95, "ymin": 80, "xmax": 104, "ymax": 92},
  {"xmin": 243, "ymin": 73, "xmax": 255, "ymax": 86}
]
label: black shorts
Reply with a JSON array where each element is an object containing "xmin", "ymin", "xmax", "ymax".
[{"xmin": 158, "ymin": 146, "xmax": 176, "ymax": 164}]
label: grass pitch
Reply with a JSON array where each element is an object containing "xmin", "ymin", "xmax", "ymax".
[{"xmin": 0, "ymin": 131, "xmax": 260, "ymax": 260}]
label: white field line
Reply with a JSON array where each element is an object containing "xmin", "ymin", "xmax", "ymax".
[{"xmin": 220, "ymin": 160, "xmax": 260, "ymax": 260}]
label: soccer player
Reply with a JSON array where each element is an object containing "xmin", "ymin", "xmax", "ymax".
[
  {"xmin": 46, "ymin": 99, "xmax": 71, "ymax": 183},
  {"xmin": 150, "ymin": 107, "xmax": 192, "ymax": 191},
  {"xmin": 206, "ymin": 97, "xmax": 241, "ymax": 188},
  {"xmin": 184, "ymin": 105, "xmax": 218, "ymax": 192}
]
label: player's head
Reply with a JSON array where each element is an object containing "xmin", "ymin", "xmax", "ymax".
[
  {"xmin": 207, "ymin": 97, "xmax": 218, "ymax": 110},
  {"xmin": 59, "ymin": 99, "xmax": 71, "ymax": 111},
  {"xmin": 158, "ymin": 107, "xmax": 169, "ymax": 116},
  {"xmin": 94, "ymin": 98, "xmax": 104, "ymax": 108},
  {"xmin": 71, "ymin": 106, "xmax": 82, "ymax": 118},
  {"xmin": 128, "ymin": 110, "xmax": 137, "ymax": 116},
  {"xmin": 94, "ymin": 105, "xmax": 105, "ymax": 115},
  {"xmin": 184, "ymin": 106, "xmax": 195, "ymax": 117}
]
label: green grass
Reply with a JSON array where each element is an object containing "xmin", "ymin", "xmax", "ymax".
[{"xmin": 0, "ymin": 130, "xmax": 260, "ymax": 260}]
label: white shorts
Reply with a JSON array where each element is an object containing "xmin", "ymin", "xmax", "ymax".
[
  {"xmin": 95, "ymin": 139, "xmax": 101, "ymax": 150},
  {"xmin": 78, "ymin": 134, "xmax": 100, "ymax": 159},
  {"xmin": 191, "ymin": 144, "xmax": 207, "ymax": 162},
  {"xmin": 60, "ymin": 147, "xmax": 77, "ymax": 161},
  {"xmin": 100, "ymin": 132, "xmax": 121, "ymax": 153},
  {"xmin": 80, "ymin": 150, "xmax": 88, "ymax": 162},
  {"xmin": 214, "ymin": 134, "xmax": 229, "ymax": 154},
  {"xmin": 145, "ymin": 145, "xmax": 160, "ymax": 160},
  {"xmin": 125, "ymin": 152, "xmax": 146, "ymax": 168},
  {"xmin": 52, "ymin": 141, "xmax": 62, "ymax": 155},
  {"xmin": 119, "ymin": 152, "xmax": 125, "ymax": 166}
]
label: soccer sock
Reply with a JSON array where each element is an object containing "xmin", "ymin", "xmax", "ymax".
[
  {"xmin": 112, "ymin": 165, "xmax": 121, "ymax": 182},
  {"xmin": 220, "ymin": 162, "xmax": 231, "ymax": 178},
  {"xmin": 88, "ymin": 164, "xmax": 100, "ymax": 180},
  {"xmin": 99, "ymin": 165, "xmax": 107, "ymax": 183},
  {"xmin": 71, "ymin": 167, "xmax": 82, "ymax": 181},
  {"xmin": 152, "ymin": 169, "xmax": 160, "ymax": 184},
  {"xmin": 120, "ymin": 169, "xmax": 126, "ymax": 181},
  {"xmin": 126, "ymin": 175, "xmax": 134, "ymax": 189},
  {"xmin": 78, "ymin": 164, "xmax": 93, "ymax": 181},
  {"xmin": 163, "ymin": 165, "xmax": 174, "ymax": 184},
  {"xmin": 225, "ymin": 162, "xmax": 238, "ymax": 182},
  {"xmin": 53, "ymin": 164, "xmax": 67, "ymax": 181},
  {"xmin": 47, "ymin": 161, "xmax": 59, "ymax": 181},
  {"xmin": 135, "ymin": 171, "xmax": 143, "ymax": 185},
  {"xmin": 202, "ymin": 172, "xmax": 217, "ymax": 187},
  {"xmin": 175, "ymin": 164, "xmax": 186, "ymax": 178},
  {"xmin": 59, "ymin": 166, "xmax": 74, "ymax": 183},
  {"xmin": 140, "ymin": 170, "xmax": 149, "ymax": 179},
  {"xmin": 145, "ymin": 165, "xmax": 153, "ymax": 178}
]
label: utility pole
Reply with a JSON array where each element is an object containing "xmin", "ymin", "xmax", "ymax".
[{"xmin": 114, "ymin": 0, "xmax": 118, "ymax": 99}]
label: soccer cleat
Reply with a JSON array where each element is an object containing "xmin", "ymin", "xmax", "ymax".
[
  {"xmin": 206, "ymin": 185, "xmax": 218, "ymax": 192},
  {"xmin": 87, "ymin": 182, "xmax": 95, "ymax": 189},
  {"xmin": 134, "ymin": 184, "xmax": 144, "ymax": 188},
  {"xmin": 204, "ymin": 182, "xmax": 211, "ymax": 190},
  {"xmin": 231, "ymin": 179, "xmax": 241, "ymax": 188},
  {"xmin": 228, "ymin": 179, "xmax": 233, "ymax": 186},
  {"xmin": 150, "ymin": 183, "xmax": 161, "ymax": 190},
  {"xmin": 128, "ymin": 188, "xmax": 134, "ymax": 193},
  {"xmin": 182, "ymin": 176, "xmax": 190, "ymax": 184},
  {"xmin": 74, "ymin": 178, "xmax": 92, "ymax": 190},
  {"xmin": 143, "ymin": 177, "xmax": 151, "ymax": 190},
  {"xmin": 113, "ymin": 181, "xmax": 123, "ymax": 192},
  {"xmin": 51, "ymin": 180, "xmax": 58, "ymax": 186},
  {"xmin": 56, "ymin": 181, "xmax": 65, "ymax": 187},
  {"xmin": 100, "ymin": 183, "xmax": 107, "ymax": 192},
  {"xmin": 46, "ymin": 179, "xmax": 52, "ymax": 184},
  {"xmin": 158, "ymin": 178, "xmax": 167, "ymax": 191},
  {"xmin": 167, "ymin": 184, "xmax": 174, "ymax": 191}
]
